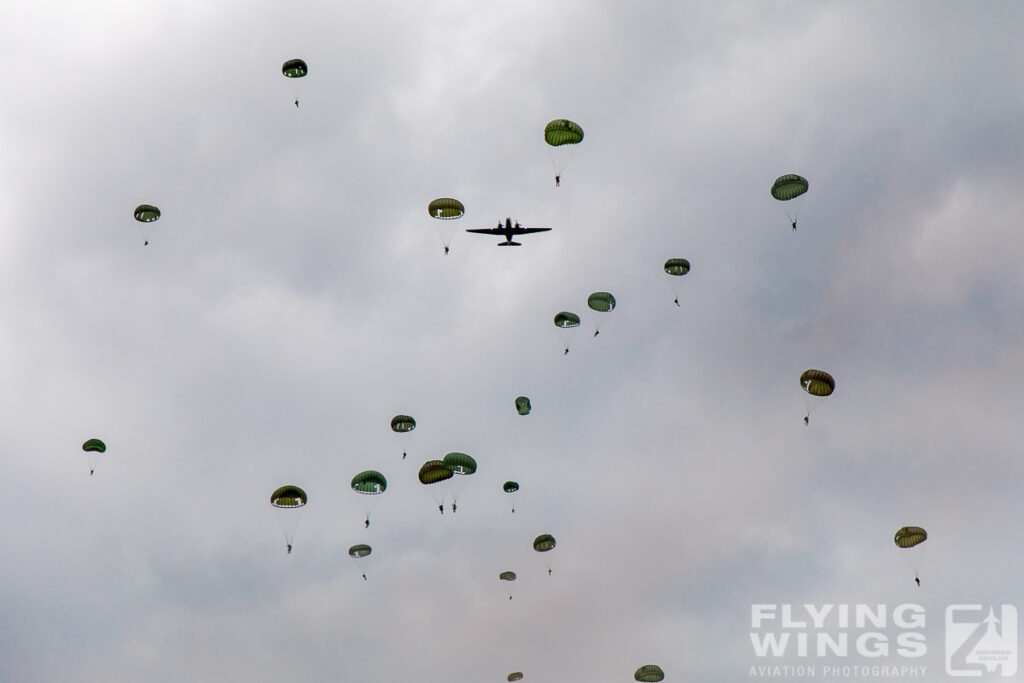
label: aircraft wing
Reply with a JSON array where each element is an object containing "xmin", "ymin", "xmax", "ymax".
[
  {"xmin": 466, "ymin": 227, "xmax": 504, "ymax": 234},
  {"xmin": 509, "ymin": 226, "xmax": 551, "ymax": 234}
]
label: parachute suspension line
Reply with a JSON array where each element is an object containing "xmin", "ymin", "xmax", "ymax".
[{"xmin": 901, "ymin": 543, "xmax": 925, "ymax": 580}]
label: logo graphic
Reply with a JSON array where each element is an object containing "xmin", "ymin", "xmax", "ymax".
[{"xmin": 946, "ymin": 605, "xmax": 1017, "ymax": 677}]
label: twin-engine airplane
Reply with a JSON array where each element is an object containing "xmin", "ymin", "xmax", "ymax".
[{"xmin": 466, "ymin": 218, "xmax": 550, "ymax": 246}]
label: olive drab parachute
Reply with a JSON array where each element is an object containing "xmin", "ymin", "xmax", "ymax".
[
  {"xmin": 391, "ymin": 414, "xmax": 416, "ymax": 459},
  {"xmin": 664, "ymin": 258, "xmax": 690, "ymax": 306},
  {"xmin": 349, "ymin": 543, "xmax": 373, "ymax": 558},
  {"xmin": 800, "ymin": 369, "xmax": 835, "ymax": 425},
  {"xmin": 503, "ymin": 480, "xmax": 519, "ymax": 513},
  {"xmin": 515, "ymin": 396, "xmax": 531, "ymax": 416},
  {"xmin": 442, "ymin": 452, "xmax": 477, "ymax": 512},
  {"xmin": 419, "ymin": 460, "xmax": 453, "ymax": 513},
  {"xmin": 534, "ymin": 533, "xmax": 556, "ymax": 574},
  {"xmin": 554, "ymin": 312, "xmax": 580, "ymax": 328},
  {"xmin": 533, "ymin": 534, "xmax": 556, "ymax": 552},
  {"xmin": 281, "ymin": 58, "xmax": 308, "ymax": 78},
  {"xmin": 82, "ymin": 438, "xmax": 106, "ymax": 476},
  {"xmin": 351, "ymin": 470, "xmax": 387, "ymax": 494},
  {"xmin": 133, "ymin": 204, "xmax": 160, "ymax": 245},
  {"xmin": 348, "ymin": 543, "xmax": 372, "ymax": 580},
  {"xmin": 351, "ymin": 470, "xmax": 387, "ymax": 526},
  {"xmin": 771, "ymin": 174, "xmax": 808, "ymax": 200},
  {"xmin": 282, "ymin": 58, "xmax": 308, "ymax": 107},
  {"xmin": 418, "ymin": 460, "xmax": 452, "ymax": 484},
  {"xmin": 771, "ymin": 174, "xmax": 808, "ymax": 230},
  {"xmin": 427, "ymin": 198, "xmax": 464, "ymax": 219},
  {"xmin": 894, "ymin": 526, "xmax": 927, "ymax": 548},
  {"xmin": 895, "ymin": 526, "xmax": 927, "ymax": 585},
  {"xmin": 587, "ymin": 291, "xmax": 616, "ymax": 337},
  {"xmin": 427, "ymin": 197, "xmax": 465, "ymax": 254},
  {"xmin": 544, "ymin": 119, "xmax": 584, "ymax": 146},
  {"xmin": 634, "ymin": 664, "xmax": 666, "ymax": 682},
  {"xmin": 544, "ymin": 119, "xmax": 584, "ymax": 186},
  {"xmin": 554, "ymin": 311, "xmax": 581, "ymax": 355},
  {"xmin": 270, "ymin": 485, "xmax": 307, "ymax": 553},
  {"xmin": 507, "ymin": 673, "xmax": 524, "ymax": 682},
  {"xmin": 500, "ymin": 570, "xmax": 517, "ymax": 599},
  {"xmin": 270, "ymin": 485, "xmax": 307, "ymax": 508}
]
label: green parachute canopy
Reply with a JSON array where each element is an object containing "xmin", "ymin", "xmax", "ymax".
[
  {"xmin": 533, "ymin": 534, "xmax": 556, "ymax": 552},
  {"xmin": 664, "ymin": 258, "xmax": 690, "ymax": 276},
  {"xmin": 894, "ymin": 526, "xmax": 927, "ymax": 548},
  {"xmin": 800, "ymin": 369, "xmax": 835, "ymax": 396},
  {"xmin": 281, "ymin": 59, "xmax": 308, "ymax": 78},
  {"xmin": 133, "ymin": 205, "xmax": 160, "ymax": 223},
  {"xmin": 771, "ymin": 174, "xmax": 808, "ymax": 201},
  {"xmin": 499, "ymin": 571, "xmax": 517, "ymax": 582},
  {"xmin": 544, "ymin": 119, "xmax": 584, "ymax": 147},
  {"xmin": 419, "ymin": 460, "xmax": 453, "ymax": 485},
  {"xmin": 351, "ymin": 470, "xmax": 387, "ymax": 495},
  {"xmin": 391, "ymin": 415, "xmax": 416, "ymax": 433},
  {"xmin": 507, "ymin": 673, "xmax": 524, "ymax": 682},
  {"xmin": 503, "ymin": 481, "xmax": 519, "ymax": 493},
  {"xmin": 82, "ymin": 438, "xmax": 106, "ymax": 453},
  {"xmin": 587, "ymin": 292, "xmax": 616, "ymax": 313},
  {"xmin": 634, "ymin": 664, "xmax": 665, "ymax": 682},
  {"xmin": 270, "ymin": 485, "xmax": 307, "ymax": 508},
  {"xmin": 427, "ymin": 198, "xmax": 465, "ymax": 220},
  {"xmin": 348, "ymin": 543, "xmax": 372, "ymax": 558},
  {"xmin": 515, "ymin": 396, "xmax": 531, "ymax": 416},
  {"xmin": 443, "ymin": 452, "xmax": 477, "ymax": 475},
  {"xmin": 554, "ymin": 312, "xmax": 580, "ymax": 329}
]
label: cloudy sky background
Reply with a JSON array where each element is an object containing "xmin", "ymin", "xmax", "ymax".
[{"xmin": 2, "ymin": 1, "xmax": 1023, "ymax": 681}]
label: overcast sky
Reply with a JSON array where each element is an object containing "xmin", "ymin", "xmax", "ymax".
[{"xmin": 2, "ymin": 1, "xmax": 1023, "ymax": 682}]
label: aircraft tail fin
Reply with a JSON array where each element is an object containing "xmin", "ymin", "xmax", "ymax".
[{"xmin": 499, "ymin": 241, "xmax": 522, "ymax": 247}]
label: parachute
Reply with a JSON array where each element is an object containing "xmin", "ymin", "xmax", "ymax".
[
  {"xmin": 133, "ymin": 204, "xmax": 160, "ymax": 245},
  {"xmin": 349, "ymin": 543, "xmax": 372, "ymax": 558},
  {"xmin": 351, "ymin": 470, "xmax": 387, "ymax": 494},
  {"xmin": 533, "ymin": 534, "xmax": 556, "ymax": 552},
  {"xmin": 534, "ymin": 533, "xmax": 556, "ymax": 574},
  {"xmin": 270, "ymin": 485, "xmax": 307, "ymax": 508},
  {"xmin": 351, "ymin": 470, "xmax": 387, "ymax": 526},
  {"xmin": 587, "ymin": 292, "xmax": 616, "ymax": 337},
  {"xmin": 503, "ymin": 480, "xmax": 519, "ymax": 513},
  {"xmin": 554, "ymin": 311, "xmax": 581, "ymax": 355},
  {"xmin": 82, "ymin": 438, "xmax": 106, "ymax": 476},
  {"xmin": 895, "ymin": 526, "xmax": 927, "ymax": 585},
  {"xmin": 515, "ymin": 396, "xmax": 531, "ymax": 416},
  {"xmin": 634, "ymin": 664, "xmax": 665, "ymax": 682},
  {"xmin": 281, "ymin": 59, "xmax": 308, "ymax": 78},
  {"xmin": 419, "ymin": 460, "xmax": 453, "ymax": 513},
  {"xmin": 500, "ymin": 570, "xmax": 517, "ymax": 599},
  {"xmin": 771, "ymin": 174, "xmax": 808, "ymax": 230},
  {"xmin": 894, "ymin": 526, "xmax": 927, "ymax": 548},
  {"xmin": 427, "ymin": 198, "xmax": 464, "ymax": 219},
  {"xmin": 442, "ymin": 452, "xmax": 477, "ymax": 512},
  {"xmin": 664, "ymin": 258, "xmax": 690, "ymax": 306},
  {"xmin": 544, "ymin": 119, "xmax": 584, "ymax": 186},
  {"xmin": 800, "ymin": 369, "xmax": 835, "ymax": 424},
  {"xmin": 282, "ymin": 58, "xmax": 308, "ymax": 107},
  {"xmin": 427, "ymin": 198, "xmax": 465, "ymax": 254},
  {"xmin": 391, "ymin": 414, "xmax": 416, "ymax": 459},
  {"xmin": 348, "ymin": 543, "xmax": 372, "ymax": 581},
  {"xmin": 443, "ymin": 452, "xmax": 476, "ymax": 476},
  {"xmin": 270, "ymin": 485, "xmax": 307, "ymax": 553},
  {"xmin": 544, "ymin": 119, "xmax": 584, "ymax": 146},
  {"xmin": 507, "ymin": 673, "xmax": 524, "ymax": 682}
]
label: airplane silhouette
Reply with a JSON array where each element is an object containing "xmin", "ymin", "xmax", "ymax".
[{"xmin": 466, "ymin": 218, "xmax": 551, "ymax": 246}]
